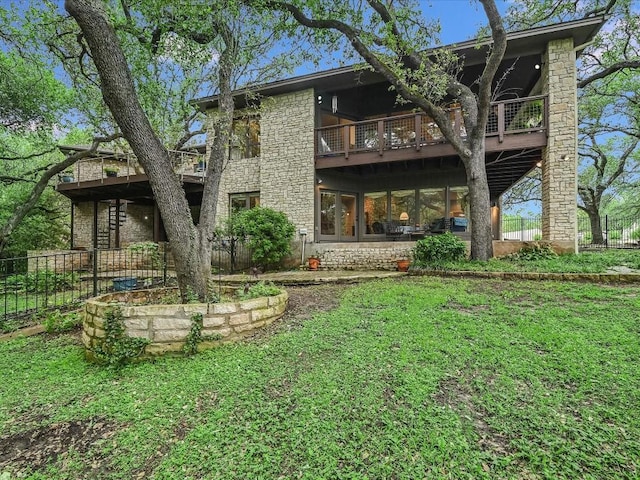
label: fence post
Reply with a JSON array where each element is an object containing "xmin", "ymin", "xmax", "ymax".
[
  {"xmin": 92, "ymin": 248, "xmax": 98, "ymax": 297},
  {"xmin": 605, "ymin": 215, "xmax": 609, "ymax": 248},
  {"xmin": 520, "ymin": 217, "xmax": 525, "ymax": 241},
  {"xmin": 163, "ymin": 244, "xmax": 168, "ymax": 286}
]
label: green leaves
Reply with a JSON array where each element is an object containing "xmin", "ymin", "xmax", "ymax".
[{"xmin": 228, "ymin": 206, "xmax": 295, "ymax": 269}]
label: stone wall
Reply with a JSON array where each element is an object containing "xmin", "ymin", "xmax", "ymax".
[
  {"xmin": 260, "ymin": 89, "xmax": 316, "ymax": 242},
  {"xmin": 27, "ymin": 250, "xmax": 92, "ymax": 273},
  {"xmin": 541, "ymin": 38, "xmax": 578, "ymax": 251},
  {"xmin": 214, "ymin": 156, "xmax": 261, "ymax": 225},
  {"xmin": 82, "ymin": 288, "xmax": 288, "ymax": 358},
  {"xmin": 72, "ymin": 201, "xmax": 154, "ymax": 248},
  {"xmin": 310, "ymin": 242, "xmax": 416, "ymax": 270},
  {"xmin": 307, "ymin": 239, "xmax": 574, "ymax": 269}
]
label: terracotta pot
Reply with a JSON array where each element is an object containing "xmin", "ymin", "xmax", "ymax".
[
  {"xmin": 396, "ymin": 259, "xmax": 410, "ymax": 272},
  {"xmin": 308, "ymin": 257, "xmax": 320, "ymax": 270}
]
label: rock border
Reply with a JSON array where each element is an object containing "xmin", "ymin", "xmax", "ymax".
[{"xmin": 82, "ymin": 287, "xmax": 288, "ymax": 358}]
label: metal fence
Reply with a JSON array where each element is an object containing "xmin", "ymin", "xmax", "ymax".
[
  {"xmin": 1, "ymin": 239, "xmax": 255, "ymax": 331},
  {"xmin": 501, "ymin": 215, "xmax": 640, "ymax": 249},
  {"xmin": 0, "ymin": 248, "xmax": 169, "ymax": 330}
]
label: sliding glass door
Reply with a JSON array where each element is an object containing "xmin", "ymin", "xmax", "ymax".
[{"xmin": 319, "ymin": 191, "xmax": 358, "ymax": 241}]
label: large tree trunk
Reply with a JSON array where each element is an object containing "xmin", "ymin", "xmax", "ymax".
[
  {"xmin": 463, "ymin": 145, "xmax": 494, "ymax": 260},
  {"xmin": 587, "ymin": 209, "xmax": 604, "ymax": 244},
  {"xmin": 65, "ymin": 0, "xmax": 212, "ymax": 300}
]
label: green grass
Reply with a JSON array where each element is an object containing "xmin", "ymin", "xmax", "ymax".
[
  {"xmin": 431, "ymin": 249, "xmax": 640, "ymax": 273},
  {"xmin": 1, "ymin": 278, "xmax": 640, "ymax": 479}
]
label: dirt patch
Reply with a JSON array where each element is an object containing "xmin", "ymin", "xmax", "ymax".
[
  {"xmin": 0, "ymin": 417, "xmax": 119, "ymax": 476},
  {"xmin": 247, "ymin": 284, "xmax": 348, "ymax": 342}
]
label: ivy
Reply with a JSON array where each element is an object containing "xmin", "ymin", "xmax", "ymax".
[
  {"xmin": 183, "ymin": 313, "xmax": 222, "ymax": 356},
  {"xmin": 183, "ymin": 313, "xmax": 203, "ymax": 356},
  {"xmin": 92, "ymin": 306, "xmax": 150, "ymax": 368}
]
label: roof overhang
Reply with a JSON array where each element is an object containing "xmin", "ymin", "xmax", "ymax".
[{"xmin": 193, "ymin": 16, "xmax": 606, "ymax": 111}]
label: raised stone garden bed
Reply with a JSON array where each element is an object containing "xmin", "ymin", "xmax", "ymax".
[{"xmin": 82, "ymin": 287, "xmax": 288, "ymax": 359}]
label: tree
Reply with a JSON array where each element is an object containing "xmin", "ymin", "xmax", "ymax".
[
  {"xmin": 64, "ymin": 0, "xmax": 291, "ymax": 300},
  {"xmin": 504, "ymin": 0, "xmax": 640, "ymax": 241},
  {"xmin": 254, "ymin": 0, "xmax": 507, "ymax": 260}
]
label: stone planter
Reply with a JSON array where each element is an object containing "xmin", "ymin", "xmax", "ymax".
[{"xmin": 83, "ymin": 287, "xmax": 288, "ymax": 360}]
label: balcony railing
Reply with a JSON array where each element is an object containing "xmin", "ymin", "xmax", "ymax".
[
  {"xmin": 316, "ymin": 95, "xmax": 547, "ymax": 158},
  {"xmin": 56, "ymin": 150, "xmax": 206, "ymax": 186}
]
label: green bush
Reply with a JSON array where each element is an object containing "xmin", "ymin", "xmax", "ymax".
[
  {"xmin": 43, "ymin": 309, "xmax": 81, "ymax": 333},
  {"xmin": 630, "ymin": 228, "xmax": 640, "ymax": 241},
  {"xmin": 507, "ymin": 242, "xmax": 558, "ymax": 261},
  {"xmin": 228, "ymin": 207, "xmax": 295, "ymax": 269},
  {"xmin": 413, "ymin": 232, "xmax": 466, "ymax": 266},
  {"xmin": 238, "ymin": 281, "xmax": 282, "ymax": 300}
]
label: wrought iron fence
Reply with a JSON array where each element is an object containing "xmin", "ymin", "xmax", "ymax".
[
  {"xmin": 1, "ymin": 239, "xmax": 257, "ymax": 331},
  {"xmin": 501, "ymin": 215, "xmax": 640, "ymax": 249},
  {"xmin": 212, "ymin": 236, "xmax": 254, "ymax": 274},
  {"xmin": 501, "ymin": 216, "xmax": 542, "ymax": 241},
  {"xmin": 0, "ymin": 247, "xmax": 169, "ymax": 331},
  {"xmin": 578, "ymin": 215, "xmax": 640, "ymax": 249}
]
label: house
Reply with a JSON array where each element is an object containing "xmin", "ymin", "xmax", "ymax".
[{"xmin": 56, "ymin": 17, "xmax": 605, "ymax": 269}]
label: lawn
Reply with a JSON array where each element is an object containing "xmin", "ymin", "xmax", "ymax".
[
  {"xmin": 1, "ymin": 278, "xmax": 639, "ymax": 479},
  {"xmin": 428, "ymin": 249, "xmax": 640, "ymax": 273}
]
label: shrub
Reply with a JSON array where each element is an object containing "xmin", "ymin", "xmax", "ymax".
[
  {"xmin": 630, "ymin": 228, "xmax": 640, "ymax": 241},
  {"xmin": 228, "ymin": 207, "xmax": 295, "ymax": 269},
  {"xmin": 43, "ymin": 309, "xmax": 81, "ymax": 333},
  {"xmin": 413, "ymin": 232, "xmax": 466, "ymax": 266},
  {"xmin": 507, "ymin": 242, "xmax": 557, "ymax": 261},
  {"xmin": 238, "ymin": 281, "xmax": 282, "ymax": 299}
]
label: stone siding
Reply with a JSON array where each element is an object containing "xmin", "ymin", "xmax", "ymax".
[
  {"xmin": 542, "ymin": 38, "xmax": 578, "ymax": 251},
  {"xmin": 83, "ymin": 288, "xmax": 288, "ymax": 359},
  {"xmin": 260, "ymin": 89, "xmax": 316, "ymax": 242},
  {"xmin": 310, "ymin": 242, "xmax": 416, "ymax": 270},
  {"xmin": 73, "ymin": 201, "xmax": 154, "ymax": 248},
  {"xmin": 215, "ymin": 156, "xmax": 261, "ymax": 224}
]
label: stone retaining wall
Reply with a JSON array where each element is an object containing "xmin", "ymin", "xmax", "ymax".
[
  {"xmin": 83, "ymin": 288, "xmax": 288, "ymax": 358},
  {"xmin": 309, "ymin": 240, "xmax": 575, "ymax": 270}
]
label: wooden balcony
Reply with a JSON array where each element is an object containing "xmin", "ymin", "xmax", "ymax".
[
  {"xmin": 55, "ymin": 149, "xmax": 207, "ymax": 204},
  {"xmin": 315, "ymin": 96, "xmax": 547, "ymax": 169}
]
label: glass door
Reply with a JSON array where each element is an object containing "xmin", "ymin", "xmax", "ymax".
[
  {"xmin": 341, "ymin": 194, "xmax": 357, "ymax": 240},
  {"xmin": 319, "ymin": 191, "xmax": 358, "ymax": 241}
]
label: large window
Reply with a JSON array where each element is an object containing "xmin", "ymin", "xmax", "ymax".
[
  {"xmin": 391, "ymin": 189, "xmax": 416, "ymax": 225},
  {"xmin": 364, "ymin": 192, "xmax": 387, "ymax": 234},
  {"xmin": 230, "ymin": 192, "xmax": 260, "ymax": 215},
  {"xmin": 231, "ymin": 117, "xmax": 260, "ymax": 159},
  {"xmin": 419, "ymin": 188, "xmax": 446, "ymax": 228},
  {"xmin": 361, "ymin": 186, "xmax": 469, "ymax": 235}
]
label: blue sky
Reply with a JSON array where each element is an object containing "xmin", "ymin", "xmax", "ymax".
[{"xmin": 423, "ymin": 0, "xmax": 510, "ymax": 43}]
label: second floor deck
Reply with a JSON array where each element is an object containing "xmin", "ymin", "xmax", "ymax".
[{"xmin": 315, "ymin": 96, "xmax": 547, "ymax": 169}]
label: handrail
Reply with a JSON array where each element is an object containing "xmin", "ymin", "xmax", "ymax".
[
  {"xmin": 315, "ymin": 95, "xmax": 547, "ymax": 157},
  {"xmin": 57, "ymin": 149, "xmax": 206, "ymax": 185}
]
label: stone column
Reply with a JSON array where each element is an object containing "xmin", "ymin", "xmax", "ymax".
[
  {"xmin": 260, "ymin": 89, "xmax": 316, "ymax": 242},
  {"xmin": 541, "ymin": 38, "xmax": 578, "ymax": 252}
]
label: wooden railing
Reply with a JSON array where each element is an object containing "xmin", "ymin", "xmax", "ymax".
[
  {"xmin": 56, "ymin": 150, "xmax": 206, "ymax": 186},
  {"xmin": 315, "ymin": 95, "xmax": 547, "ymax": 158}
]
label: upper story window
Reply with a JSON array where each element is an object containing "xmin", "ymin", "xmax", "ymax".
[{"xmin": 231, "ymin": 117, "xmax": 260, "ymax": 159}]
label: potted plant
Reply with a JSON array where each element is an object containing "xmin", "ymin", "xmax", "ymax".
[
  {"xmin": 60, "ymin": 170, "xmax": 75, "ymax": 182},
  {"xmin": 396, "ymin": 258, "xmax": 410, "ymax": 272},
  {"xmin": 104, "ymin": 167, "xmax": 119, "ymax": 177},
  {"xmin": 308, "ymin": 255, "xmax": 321, "ymax": 271},
  {"xmin": 194, "ymin": 160, "xmax": 206, "ymax": 172}
]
